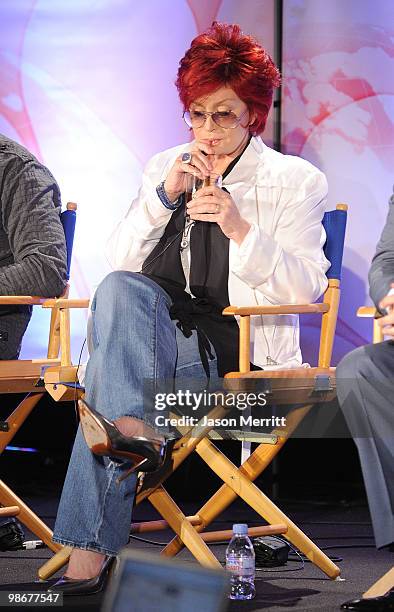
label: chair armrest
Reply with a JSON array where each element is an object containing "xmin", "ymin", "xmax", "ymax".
[
  {"xmin": 357, "ymin": 306, "xmax": 378, "ymax": 318},
  {"xmin": 0, "ymin": 296, "xmax": 47, "ymax": 305},
  {"xmin": 0, "ymin": 284, "xmax": 71, "ymax": 307},
  {"xmin": 357, "ymin": 306, "xmax": 384, "ymax": 344},
  {"xmin": 42, "ymin": 298, "xmax": 90, "ymax": 309},
  {"xmin": 223, "ymin": 303, "xmax": 329, "ymax": 316}
]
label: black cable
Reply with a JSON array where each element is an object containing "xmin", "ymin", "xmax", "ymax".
[
  {"xmin": 74, "ymin": 337, "xmax": 87, "ymax": 422},
  {"xmin": 222, "ymin": 518, "xmax": 373, "ymax": 527},
  {"xmin": 76, "ymin": 338, "xmax": 86, "ymax": 382},
  {"xmin": 284, "ymin": 535, "xmax": 379, "ymax": 563},
  {"xmin": 319, "ymin": 544, "xmax": 376, "ymax": 551},
  {"xmin": 140, "ymin": 228, "xmax": 184, "ymax": 273},
  {"xmin": 255, "ymin": 564, "xmax": 305, "ymax": 574},
  {"xmin": 286, "ymin": 543, "xmax": 382, "ymax": 563},
  {"xmin": 298, "ymin": 520, "xmax": 372, "ymax": 526},
  {"xmin": 129, "ymin": 534, "xmax": 167, "ymax": 546},
  {"xmin": 128, "ymin": 529, "xmax": 375, "ymax": 551},
  {"xmin": 288, "ymin": 550, "xmax": 343, "ymax": 563},
  {"xmin": 312, "ymin": 536, "xmax": 374, "ymax": 540}
]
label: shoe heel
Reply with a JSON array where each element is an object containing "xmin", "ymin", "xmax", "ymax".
[
  {"xmin": 116, "ymin": 458, "xmax": 150, "ymax": 484},
  {"xmin": 78, "ymin": 399, "xmax": 165, "ymax": 473},
  {"xmin": 78, "ymin": 400, "xmax": 111, "ymax": 454}
]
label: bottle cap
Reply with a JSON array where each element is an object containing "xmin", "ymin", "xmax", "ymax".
[{"xmin": 233, "ymin": 523, "xmax": 248, "ymax": 535}]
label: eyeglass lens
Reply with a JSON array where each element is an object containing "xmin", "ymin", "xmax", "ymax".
[{"xmin": 184, "ymin": 110, "xmax": 241, "ymax": 128}]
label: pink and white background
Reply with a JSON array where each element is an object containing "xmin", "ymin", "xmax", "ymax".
[{"xmin": 0, "ymin": 0, "xmax": 393, "ymax": 364}]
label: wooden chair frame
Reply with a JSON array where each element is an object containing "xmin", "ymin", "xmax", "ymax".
[
  {"xmin": 357, "ymin": 306, "xmax": 384, "ymax": 343},
  {"xmin": 362, "ymin": 567, "xmax": 394, "ymax": 599},
  {"xmin": 38, "ymin": 204, "xmax": 348, "ymax": 582},
  {"xmin": 0, "ymin": 293, "xmax": 71, "ymax": 553}
]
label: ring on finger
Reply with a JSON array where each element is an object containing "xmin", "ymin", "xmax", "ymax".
[{"xmin": 181, "ymin": 152, "xmax": 192, "ymax": 164}]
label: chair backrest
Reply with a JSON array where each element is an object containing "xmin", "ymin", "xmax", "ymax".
[
  {"xmin": 318, "ymin": 203, "xmax": 348, "ymax": 367},
  {"xmin": 322, "ymin": 205, "xmax": 347, "ymax": 281},
  {"xmin": 45, "ymin": 201, "xmax": 77, "ymax": 360},
  {"xmin": 60, "ymin": 202, "xmax": 77, "ymax": 280}
]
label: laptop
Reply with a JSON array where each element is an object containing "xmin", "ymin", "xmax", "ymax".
[{"xmin": 103, "ymin": 548, "xmax": 229, "ymax": 612}]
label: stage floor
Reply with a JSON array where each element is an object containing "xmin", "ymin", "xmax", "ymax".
[{"xmin": 0, "ymin": 497, "xmax": 392, "ymax": 611}]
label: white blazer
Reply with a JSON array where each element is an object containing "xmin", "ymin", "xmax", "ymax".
[{"xmin": 106, "ymin": 136, "xmax": 330, "ymax": 369}]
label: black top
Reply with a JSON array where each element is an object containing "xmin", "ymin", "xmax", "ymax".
[{"xmin": 141, "ymin": 140, "xmax": 259, "ymax": 376}]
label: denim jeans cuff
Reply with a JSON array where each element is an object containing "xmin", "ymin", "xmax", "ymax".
[{"xmin": 52, "ymin": 536, "xmax": 119, "ymax": 557}]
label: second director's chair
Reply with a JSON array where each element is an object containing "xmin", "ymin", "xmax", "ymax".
[
  {"xmin": 0, "ymin": 202, "xmax": 76, "ymax": 551},
  {"xmin": 39, "ymin": 204, "xmax": 347, "ymax": 581}
]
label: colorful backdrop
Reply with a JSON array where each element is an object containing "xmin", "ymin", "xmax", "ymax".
[{"xmin": 0, "ymin": 0, "xmax": 393, "ymax": 364}]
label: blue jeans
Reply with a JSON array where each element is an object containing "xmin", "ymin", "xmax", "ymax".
[{"xmin": 53, "ymin": 271, "xmax": 217, "ymax": 555}]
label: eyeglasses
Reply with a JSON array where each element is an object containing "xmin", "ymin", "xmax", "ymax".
[{"xmin": 183, "ymin": 108, "xmax": 249, "ymax": 129}]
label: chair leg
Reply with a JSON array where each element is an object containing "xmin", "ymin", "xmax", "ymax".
[
  {"xmin": 1, "ymin": 392, "xmax": 63, "ymax": 579},
  {"xmin": 194, "ymin": 438, "xmax": 340, "ymax": 579},
  {"xmin": 162, "ymin": 404, "xmax": 310, "ymax": 559},
  {"xmin": 0, "ymin": 480, "xmax": 61, "ymax": 553},
  {"xmin": 148, "ymin": 486, "xmax": 222, "ymax": 569},
  {"xmin": 0, "ymin": 393, "xmax": 44, "ymax": 452},
  {"xmin": 38, "ymin": 546, "xmax": 73, "ymax": 581},
  {"xmin": 363, "ymin": 567, "xmax": 394, "ymax": 599},
  {"xmin": 161, "ymin": 436, "xmax": 288, "ymax": 559}
]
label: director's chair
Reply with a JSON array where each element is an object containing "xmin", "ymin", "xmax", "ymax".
[
  {"xmin": 0, "ymin": 202, "xmax": 77, "ymax": 551},
  {"xmin": 39, "ymin": 204, "xmax": 347, "ymax": 581}
]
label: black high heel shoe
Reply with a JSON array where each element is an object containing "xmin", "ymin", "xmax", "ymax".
[
  {"xmin": 78, "ymin": 399, "xmax": 167, "ymax": 483},
  {"xmin": 48, "ymin": 555, "xmax": 116, "ymax": 596}
]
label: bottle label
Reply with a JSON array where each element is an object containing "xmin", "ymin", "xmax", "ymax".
[{"xmin": 226, "ymin": 556, "xmax": 254, "ymax": 577}]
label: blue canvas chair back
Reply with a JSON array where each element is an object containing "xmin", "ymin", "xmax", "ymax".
[
  {"xmin": 60, "ymin": 202, "xmax": 77, "ymax": 280},
  {"xmin": 322, "ymin": 206, "xmax": 347, "ymax": 282}
]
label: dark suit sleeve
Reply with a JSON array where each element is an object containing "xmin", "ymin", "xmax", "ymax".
[
  {"xmin": 0, "ymin": 157, "xmax": 68, "ymax": 296},
  {"xmin": 368, "ymin": 189, "xmax": 394, "ymax": 310}
]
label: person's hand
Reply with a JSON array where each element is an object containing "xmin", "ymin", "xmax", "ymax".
[
  {"xmin": 186, "ymin": 185, "xmax": 251, "ymax": 245},
  {"xmin": 163, "ymin": 149, "xmax": 213, "ymax": 203},
  {"xmin": 377, "ymin": 283, "xmax": 394, "ymax": 337}
]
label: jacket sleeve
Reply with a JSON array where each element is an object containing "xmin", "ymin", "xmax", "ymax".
[
  {"xmin": 368, "ymin": 189, "xmax": 394, "ymax": 310},
  {"xmin": 0, "ymin": 158, "xmax": 68, "ymax": 297},
  {"xmin": 106, "ymin": 154, "xmax": 174, "ymax": 271},
  {"xmin": 231, "ymin": 170, "xmax": 330, "ymax": 304}
]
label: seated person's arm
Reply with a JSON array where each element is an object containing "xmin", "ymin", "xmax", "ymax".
[
  {"xmin": 0, "ymin": 157, "xmax": 68, "ymax": 296},
  {"xmin": 369, "ymin": 190, "xmax": 394, "ymax": 312},
  {"xmin": 369, "ymin": 189, "xmax": 394, "ymax": 335},
  {"xmin": 231, "ymin": 169, "xmax": 330, "ymax": 304}
]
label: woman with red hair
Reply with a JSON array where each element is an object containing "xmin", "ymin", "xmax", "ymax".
[{"xmin": 50, "ymin": 23, "xmax": 329, "ymax": 594}]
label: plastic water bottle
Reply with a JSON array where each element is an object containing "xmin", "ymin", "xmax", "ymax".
[{"xmin": 226, "ymin": 523, "xmax": 256, "ymax": 600}]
